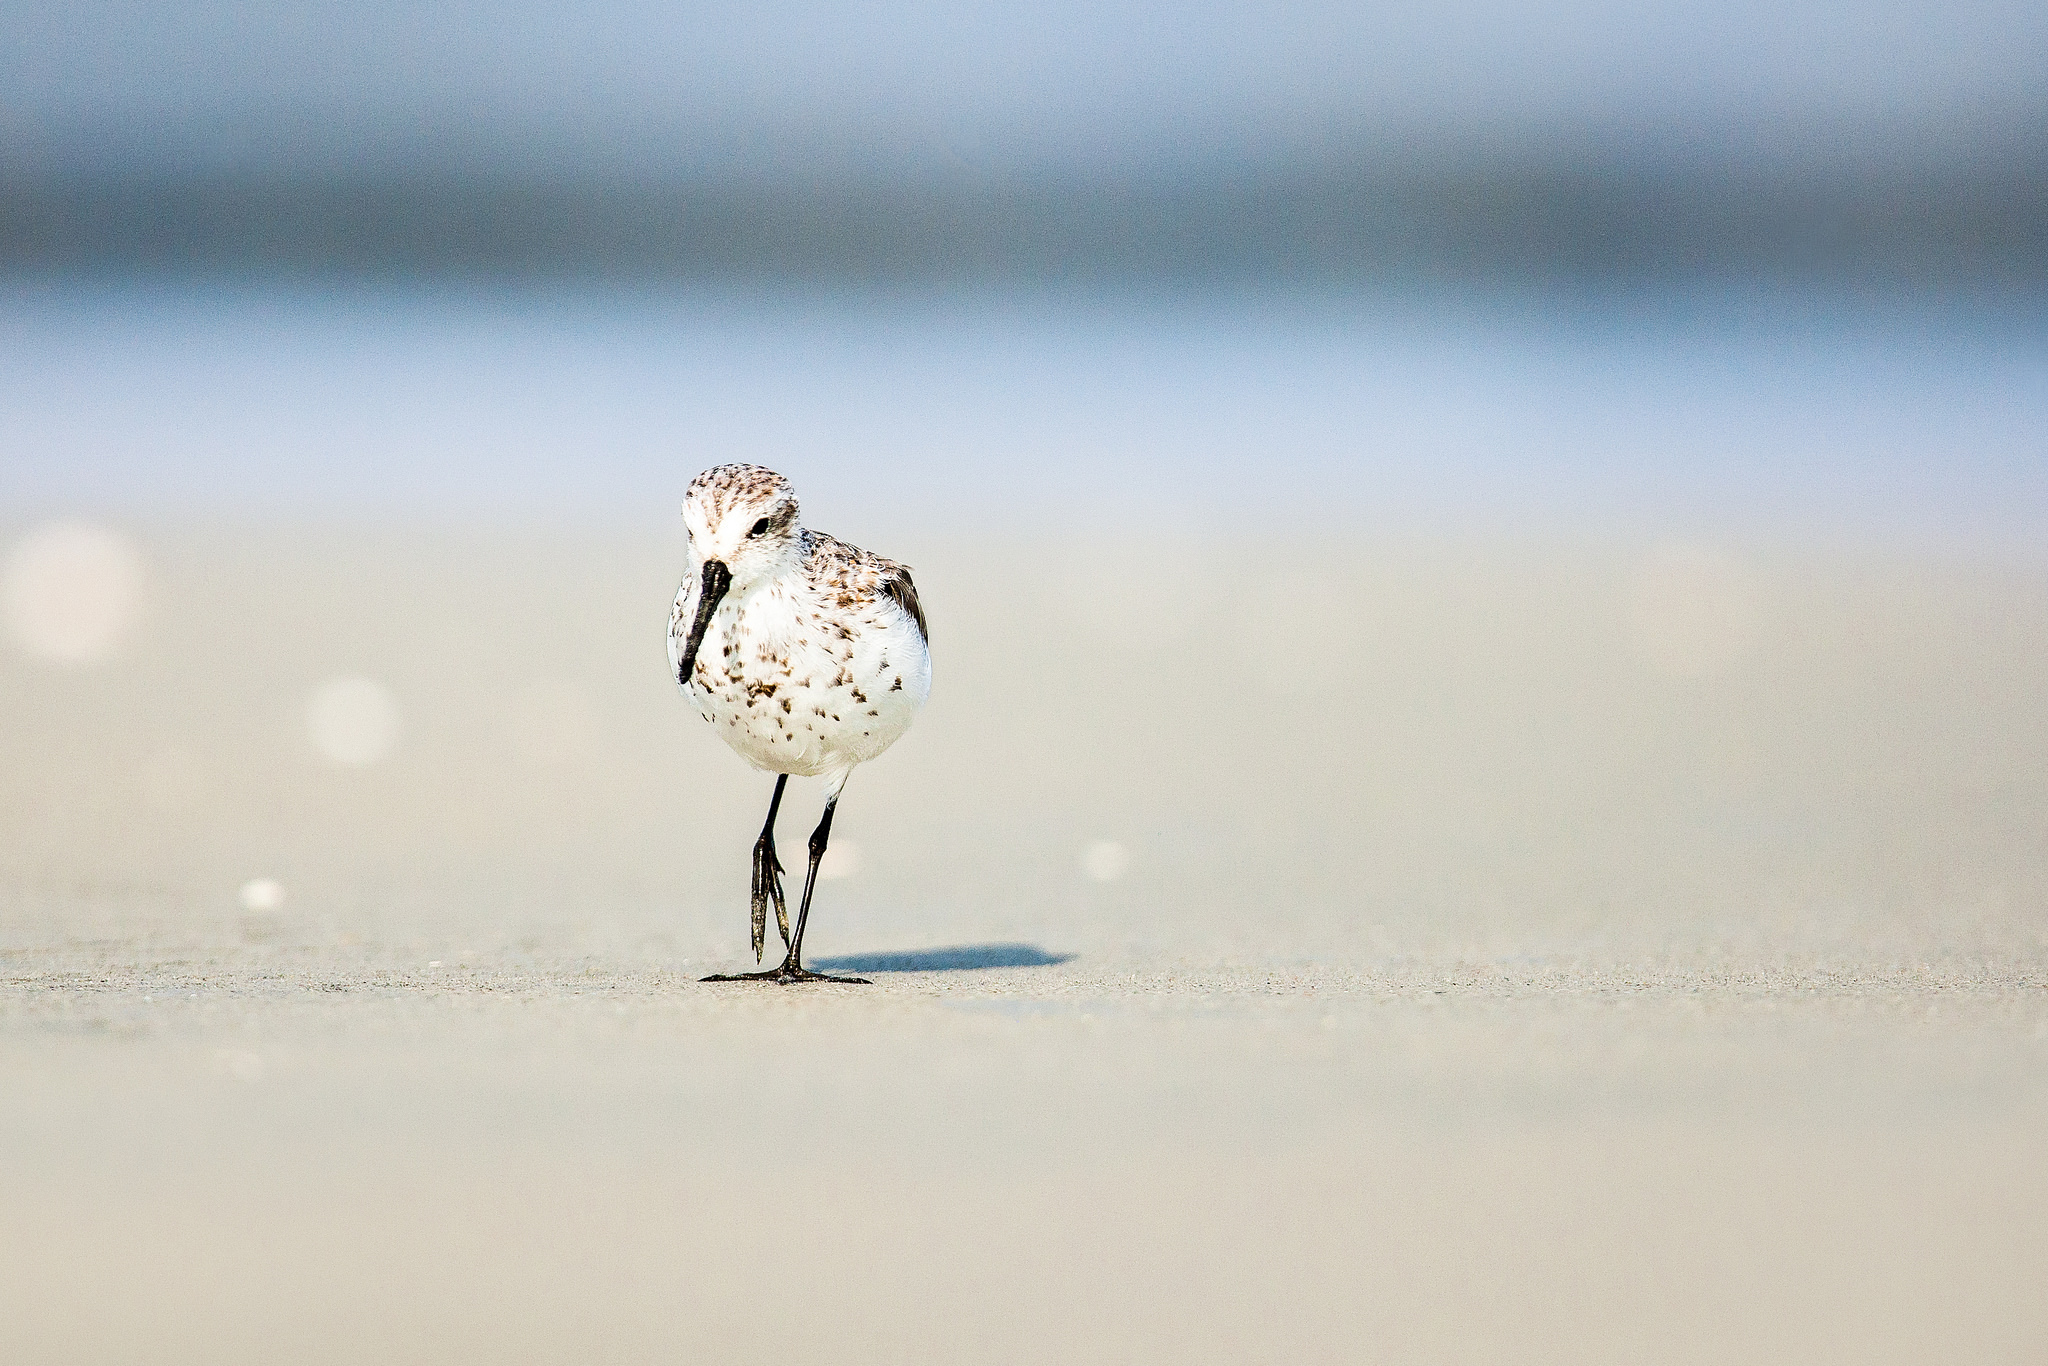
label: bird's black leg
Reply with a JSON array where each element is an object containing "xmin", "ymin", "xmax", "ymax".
[
  {"xmin": 748, "ymin": 774, "xmax": 789, "ymax": 961},
  {"xmin": 704, "ymin": 775, "xmax": 791, "ymax": 980},
  {"xmin": 781, "ymin": 795, "xmax": 868, "ymax": 982},
  {"xmin": 703, "ymin": 787, "xmax": 869, "ymax": 985}
]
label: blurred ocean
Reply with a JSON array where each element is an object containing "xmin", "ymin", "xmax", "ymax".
[{"xmin": 4, "ymin": 283, "xmax": 2045, "ymax": 551}]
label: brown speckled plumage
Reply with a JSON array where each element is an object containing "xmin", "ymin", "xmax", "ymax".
[{"xmin": 669, "ymin": 465, "xmax": 932, "ymax": 787}]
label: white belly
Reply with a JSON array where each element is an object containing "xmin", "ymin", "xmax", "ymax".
[{"xmin": 673, "ymin": 579, "xmax": 930, "ymax": 779}]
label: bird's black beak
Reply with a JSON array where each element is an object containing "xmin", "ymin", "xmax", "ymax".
[{"xmin": 678, "ymin": 559, "xmax": 732, "ymax": 686}]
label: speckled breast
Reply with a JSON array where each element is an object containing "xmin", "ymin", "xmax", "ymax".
[{"xmin": 682, "ymin": 584, "xmax": 928, "ymax": 778}]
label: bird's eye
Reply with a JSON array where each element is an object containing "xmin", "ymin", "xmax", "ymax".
[{"xmin": 747, "ymin": 517, "xmax": 771, "ymax": 538}]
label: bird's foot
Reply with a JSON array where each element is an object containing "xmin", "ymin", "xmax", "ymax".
[
  {"xmin": 749, "ymin": 836, "xmax": 789, "ymax": 959},
  {"xmin": 702, "ymin": 962, "xmax": 870, "ymax": 986}
]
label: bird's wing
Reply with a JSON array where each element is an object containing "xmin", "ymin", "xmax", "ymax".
[
  {"xmin": 803, "ymin": 529, "xmax": 928, "ymax": 645},
  {"xmin": 879, "ymin": 565, "xmax": 927, "ymax": 644}
]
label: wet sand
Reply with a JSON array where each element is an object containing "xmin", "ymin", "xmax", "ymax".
[{"xmin": 4, "ymin": 529, "xmax": 2046, "ymax": 1363}]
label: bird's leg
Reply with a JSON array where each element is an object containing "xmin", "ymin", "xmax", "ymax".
[
  {"xmin": 703, "ymin": 787, "xmax": 869, "ymax": 985},
  {"xmin": 779, "ymin": 795, "xmax": 867, "ymax": 982},
  {"xmin": 748, "ymin": 774, "xmax": 790, "ymax": 961}
]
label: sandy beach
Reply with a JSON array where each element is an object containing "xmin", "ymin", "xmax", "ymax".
[{"xmin": 4, "ymin": 529, "xmax": 2046, "ymax": 1363}]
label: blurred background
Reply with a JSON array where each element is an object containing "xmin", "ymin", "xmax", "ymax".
[
  {"xmin": 3, "ymin": 0, "xmax": 2045, "ymax": 923},
  {"xmin": 5, "ymin": 6, "xmax": 2048, "ymax": 1362}
]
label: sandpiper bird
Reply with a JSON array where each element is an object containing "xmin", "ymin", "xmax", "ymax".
[{"xmin": 669, "ymin": 464, "xmax": 931, "ymax": 984}]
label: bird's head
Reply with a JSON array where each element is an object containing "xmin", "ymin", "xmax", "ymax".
[
  {"xmin": 683, "ymin": 463, "xmax": 803, "ymax": 588},
  {"xmin": 676, "ymin": 464, "xmax": 803, "ymax": 682}
]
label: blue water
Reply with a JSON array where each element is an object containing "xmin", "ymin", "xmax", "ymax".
[{"xmin": 4, "ymin": 283, "xmax": 2044, "ymax": 551}]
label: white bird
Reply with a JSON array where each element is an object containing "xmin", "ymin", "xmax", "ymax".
[{"xmin": 669, "ymin": 464, "xmax": 931, "ymax": 983}]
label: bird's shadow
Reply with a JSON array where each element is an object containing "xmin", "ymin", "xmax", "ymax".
[{"xmin": 811, "ymin": 942, "xmax": 1074, "ymax": 974}]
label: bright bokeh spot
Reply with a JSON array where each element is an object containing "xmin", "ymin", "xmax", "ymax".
[
  {"xmin": 818, "ymin": 839, "xmax": 863, "ymax": 881},
  {"xmin": 1082, "ymin": 839, "xmax": 1130, "ymax": 882},
  {"xmin": 307, "ymin": 677, "xmax": 401, "ymax": 766},
  {"xmin": 238, "ymin": 878, "xmax": 285, "ymax": 913},
  {"xmin": 1628, "ymin": 544, "xmax": 1758, "ymax": 678},
  {"xmin": 1, "ymin": 521, "xmax": 144, "ymax": 665}
]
